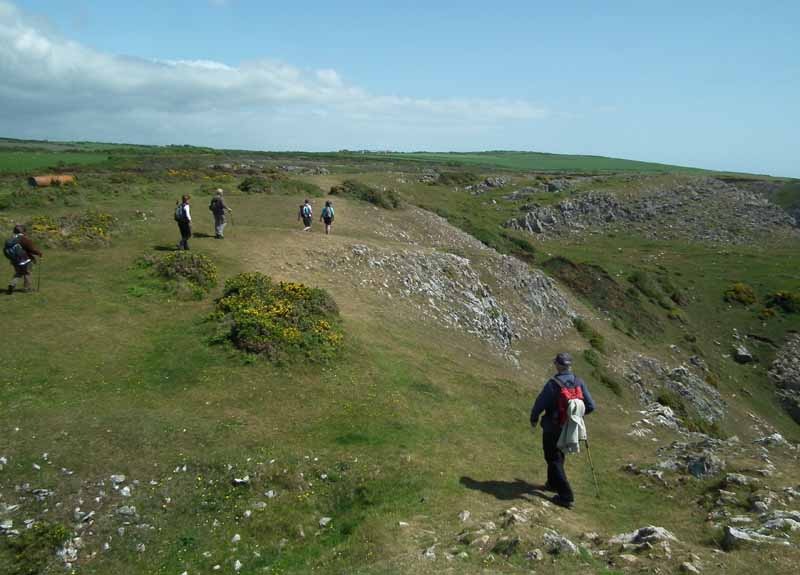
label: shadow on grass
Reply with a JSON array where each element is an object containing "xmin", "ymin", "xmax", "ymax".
[
  {"xmin": 459, "ymin": 476, "xmax": 550, "ymax": 501},
  {"xmin": 153, "ymin": 245, "xmax": 178, "ymax": 252},
  {"xmin": 193, "ymin": 232, "xmax": 215, "ymax": 238}
]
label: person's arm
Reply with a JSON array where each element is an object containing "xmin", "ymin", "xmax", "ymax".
[
  {"xmin": 185, "ymin": 204, "xmax": 191, "ymax": 222},
  {"xmin": 20, "ymin": 236, "xmax": 42, "ymax": 257},
  {"xmin": 580, "ymin": 380, "xmax": 596, "ymax": 414},
  {"xmin": 530, "ymin": 383, "xmax": 553, "ymax": 428}
]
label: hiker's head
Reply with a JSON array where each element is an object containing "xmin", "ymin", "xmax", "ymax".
[
  {"xmin": 13, "ymin": 224, "xmax": 25, "ymax": 235},
  {"xmin": 304, "ymin": 199, "xmax": 310, "ymax": 204},
  {"xmin": 182, "ymin": 194, "xmax": 191, "ymax": 203},
  {"xmin": 554, "ymin": 352, "xmax": 572, "ymax": 372},
  {"xmin": 215, "ymin": 188, "xmax": 223, "ymax": 196},
  {"xmin": 325, "ymin": 200, "xmax": 332, "ymax": 207}
]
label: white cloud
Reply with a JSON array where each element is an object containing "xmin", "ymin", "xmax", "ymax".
[{"xmin": 0, "ymin": 1, "xmax": 550, "ymax": 149}]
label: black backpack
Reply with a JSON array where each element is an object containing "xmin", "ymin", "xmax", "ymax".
[
  {"xmin": 209, "ymin": 198, "xmax": 221, "ymax": 213},
  {"xmin": 174, "ymin": 204, "xmax": 186, "ymax": 222},
  {"xmin": 3, "ymin": 236, "xmax": 26, "ymax": 264}
]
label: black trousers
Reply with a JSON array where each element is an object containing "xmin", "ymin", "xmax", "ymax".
[
  {"xmin": 178, "ymin": 221, "xmax": 192, "ymax": 250},
  {"xmin": 543, "ymin": 430, "xmax": 573, "ymax": 502}
]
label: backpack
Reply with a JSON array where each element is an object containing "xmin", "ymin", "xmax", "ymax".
[
  {"xmin": 322, "ymin": 206, "xmax": 333, "ymax": 219},
  {"xmin": 174, "ymin": 204, "xmax": 186, "ymax": 222},
  {"xmin": 302, "ymin": 204, "xmax": 312, "ymax": 217},
  {"xmin": 3, "ymin": 236, "xmax": 26, "ymax": 264},
  {"xmin": 552, "ymin": 377, "xmax": 584, "ymax": 426},
  {"xmin": 209, "ymin": 197, "xmax": 223, "ymax": 214}
]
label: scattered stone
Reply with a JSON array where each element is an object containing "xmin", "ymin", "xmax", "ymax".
[
  {"xmin": 526, "ymin": 548, "xmax": 544, "ymax": 561},
  {"xmin": 116, "ymin": 506, "xmax": 136, "ymax": 517},
  {"xmin": 422, "ymin": 544, "xmax": 436, "ymax": 560},
  {"xmin": 234, "ymin": 559, "xmax": 242, "ymax": 571},
  {"xmin": 120, "ymin": 486, "xmax": 132, "ymax": 497},
  {"xmin": 110, "ymin": 474, "xmax": 126, "ymax": 485},
  {"xmin": 733, "ymin": 345, "xmax": 754, "ymax": 364},
  {"xmin": 232, "ymin": 475, "xmax": 250, "ymax": 486},
  {"xmin": 721, "ymin": 525, "xmax": 790, "ymax": 550},
  {"xmin": 725, "ymin": 473, "xmax": 760, "ymax": 487},
  {"xmin": 543, "ymin": 530, "xmax": 578, "ymax": 555},
  {"xmin": 680, "ymin": 561, "xmax": 702, "ymax": 574},
  {"xmin": 231, "ymin": 533, "xmax": 241, "ymax": 544},
  {"xmin": 609, "ymin": 525, "xmax": 678, "ymax": 545},
  {"xmin": 458, "ymin": 510, "xmax": 470, "ymax": 523},
  {"xmin": 319, "ymin": 517, "xmax": 332, "ymax": 528}
]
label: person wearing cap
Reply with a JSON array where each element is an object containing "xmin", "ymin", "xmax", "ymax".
[
  {"xmin": 529, "ymin": 352, "xmax": 596, "ymax": 508},
  {"xmin": 209, "ymin": 188, "xmax": 232, "ymax": 239},
  {"xmin": 5, "ymin": 224, "xmax": 43, "ymax": 294}
]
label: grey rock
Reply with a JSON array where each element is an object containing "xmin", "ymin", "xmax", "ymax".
[
  {"xmin": 609, "ymin": 525, "xmax": 678, "ymax": 545},
  {"xmin": 721, "ymin": 525, "xmax": 790, "ymax": 550},
  {"xmin": 319, "ymin": 517, "xmax": 332, "ymax": 528},
  {"xmin": 725, "ymin": 473, "xmax": 760, "ymax": 487},
  {"xmin": 687, "ymin": 453, "xmax": 725, "ymax": 478},
  {"xmin": 733, "ymin": 345, "xmax": 754, "ymax": 364},
  {"xmin": 543, "ymin": 530, "xmax": 578, "ymax": 555},
  {"xmin": 680, "ymin": 562, "xmax": 702, "ymax": 574}
]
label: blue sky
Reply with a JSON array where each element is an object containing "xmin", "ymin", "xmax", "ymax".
[{"xmin": 2, "ymin": 0, "xmax": 798, "ymax": 176}]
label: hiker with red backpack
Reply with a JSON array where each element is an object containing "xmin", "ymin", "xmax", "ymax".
[{"xmin": 530, "ymin": 352, "xmax": 595, "ymax": 509}]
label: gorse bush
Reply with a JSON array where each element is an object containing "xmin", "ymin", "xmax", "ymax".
[
  {"xmin": 214, "ymin": 272, "xmax": 343, "ymax": 362},
  {"xmin": 238, "ymin": 173, "xmax": 323, "ymax": 197},
  {"xmin": 138, "ymin": 251, "xmax": 218, "ymax": 299},
  {"xmin": 766, "ymin": 290, "xmax": 800, "ymax": 314},
  {"xmin": 724, "ymin": 282, "xmax": 757, "ymax": 306},
  {"xmin": 29, "ymin": 209, "xmax": 117, "ymax": 248},
  {"xmin": 329, "ymin": 180, "xmax": 401, "ymax": 209}
]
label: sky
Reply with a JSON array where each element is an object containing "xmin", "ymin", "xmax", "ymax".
[{"xmin": 0, "ymin": 1, "xmax": 798, "ymax": 176}]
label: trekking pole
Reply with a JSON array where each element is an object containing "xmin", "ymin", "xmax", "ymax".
[
  {"xmin": 36, "ymin": 259, "xmax": 42, "ymax": 292},
  {"xmin": 583, "ymin": 438, "xmax": 600, "ymax": 498}
]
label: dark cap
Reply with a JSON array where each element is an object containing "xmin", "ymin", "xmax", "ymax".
[
  {"xmin": 13, "ymin": 224, "xmax": 25, "ymax": 234},
  {"xmin": 554, "ymin": 352, "xmax": 573, "ymax": 366}
]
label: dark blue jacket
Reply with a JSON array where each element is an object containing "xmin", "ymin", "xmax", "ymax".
[{"xmin": 530, "ymin": 372, "xmax": 596, "ymax": 433}]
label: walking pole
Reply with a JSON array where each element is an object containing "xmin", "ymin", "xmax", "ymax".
[
  {"xmin": 584, "ymin": 438, "xmax": 600, "ymax": 498},
  {"xmin": 36, "ymin": 259, "xmax": 42, "ymax": 292}
]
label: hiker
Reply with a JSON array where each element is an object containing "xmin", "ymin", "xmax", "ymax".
[
  {"xmin": 209, "ymin": 188, "xmax": 233, "ymax": 239},
  {"xmin": 174, "ymin": 194, "xmax": 192, "ymax": 250},
  {"xmin": 529, "ymin": 352, "xmax": 595, "ymax": 509},
  {"xmin": 298, "ymin": 199, "xmax": 313, "ymax": 231},
  {"xmin": 5, "ymin": 224, "xmax": 43, "ymax": 294},
  {"xmin": 320, "ymin": 200, "xmax": 335, "ymax": 235}
]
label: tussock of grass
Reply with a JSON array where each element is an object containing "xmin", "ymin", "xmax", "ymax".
[
  {"xmin": 137, "ymin": 251, "xmax": 218, "ymax": 299},
  {"xmin": 329, "ymin": 179, "xmax": 401, "ymax": 209},
  {"xmin": 573, "ymin": 317, "xmax": 606, "ymax": 353},
  {"xmin": 766, "ymin": 291, "xmax": 800, "ymax": 314},
  {"xmin": 239, "ymin": 174, "xmax": 322, "ymax": 196},
  {"xmin": 213, "ymin": 272, "xmax": 343, "ymax": 362}
]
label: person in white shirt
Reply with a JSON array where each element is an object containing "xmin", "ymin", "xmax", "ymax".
[{"xmin": 176, "ymin": 194, "xmax": 192, "ymax": 250}]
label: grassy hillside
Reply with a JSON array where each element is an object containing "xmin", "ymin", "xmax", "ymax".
[{"xmin": 0, "ymin": 143, "xmax": 799, "ymax": 574}]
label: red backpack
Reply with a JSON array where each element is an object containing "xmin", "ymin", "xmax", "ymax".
[{"xmin": 552, "ymin": 378, "xmax": 584, "ymax": 426}]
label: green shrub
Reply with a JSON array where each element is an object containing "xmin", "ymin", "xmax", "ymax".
[
  {"xmin": 583, "ymin": 348, "xmax": 601, "ymax": 367},
  {"xmin": 597, "ymin": 371, "xmax": 623, "ymax": 396},
  {"xmin": 766, "ymin": 291, "xmax": 800, "ymax": 314},
  {"xmin": 237, "ymin": 171, "xmax": 284, "ymax": 193},
  {"xmin": 214, "ymin": 272, "xmax": 343, "ymax": 362},
  {"xmin": 437, "ymin": 171, "xmax": 478, "ymax": 186},
  {"xmin": 724, "ymin": 282, "xmax": 757, "ymax": 306},
  {"xmin": 29, "ymin": 209, "xmax": 116, "ymax": 248},
  {"xmin": 656, "ymin": 388, "xmax": 687, "ymax": 416},
  {"xmin": 0, "ymin": 521, "xmax": 70, "ymax": 575},
  {"xmin": 573, "ymin": 317, "xmax": 606, "ymax": 353},
  {"xmin": 629, "ymin": 270, "xmax": 674, "ymax": 310},
  {"xmin": 329, "ymin": 180, "xmax": 401, "ymax": 209},
  {"xmin": 139, "ymin": 251, "xmax": 218, "ymax": 299}
]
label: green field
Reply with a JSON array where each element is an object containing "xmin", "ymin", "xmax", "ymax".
[
  {"xmin": 354, "ymin": 150, "xmax": 708, "ymax": 173},
  {"xmin": 0, "ymin": 141, "xmax": 798, "ymax": 574},
  {"xmin": 0, "ymin": 151, "xmax": 112, "ymax": 173}
]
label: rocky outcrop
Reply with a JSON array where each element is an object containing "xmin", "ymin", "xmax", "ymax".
[
  {"xmin": 769, "ymin": 333, "xmax": 800, "ymax": 424},
  {"xmin": 504, "ymin": 178, "xmax": 797, "ymax": 244},
  {"xmin": 624, "ymin": 355, "xmax": 725, "ymax": 424}
]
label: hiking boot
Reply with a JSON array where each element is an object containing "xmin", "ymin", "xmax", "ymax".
[
  {"xmin": 551, "ymin": 495, "xmax": 574, "ymax": 509},
  {"xmin": 542, "ymin": 482, "xmax": 557, "ymax": 493},
  {"xmin": 6, "ymin": 284, "xmax": 13, "ymax": 295}
]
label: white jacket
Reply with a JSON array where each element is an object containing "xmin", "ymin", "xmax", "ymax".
[{"xmin": 557, "ymin": 398, "xmax": 587, "ymax": 454}]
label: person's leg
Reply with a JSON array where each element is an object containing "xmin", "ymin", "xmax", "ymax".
[
  {"xmin": 543, "ymin": 431, "xmax": 573, "ymax": 502},
  {"xmin": 219, "ymin": 216, "xmax": 226, "ymax": 238},
  {"xmin": 8, "ymin": 269, "xmax": 17, "ymax": 293},
  {"xmin": 22, "ymin": 270, "xmax": 31, "ymax": 291}
]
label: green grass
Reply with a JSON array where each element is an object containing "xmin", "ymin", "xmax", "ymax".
[
  {"xmin": 0, "ymin": 151, "xmax": 112, "ymax": 173},
  {"xmin": 354, "ymin": 150, "xmax": 708, "ymax": 173},
  {"xmin": 1, "ymin": 142, "xmax": 799, "ymax": 574}
]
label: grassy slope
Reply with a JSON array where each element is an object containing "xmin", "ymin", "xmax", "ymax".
[{"xmin": 0, "ymin": 149, "xmax": 798, "ymax": 573}]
